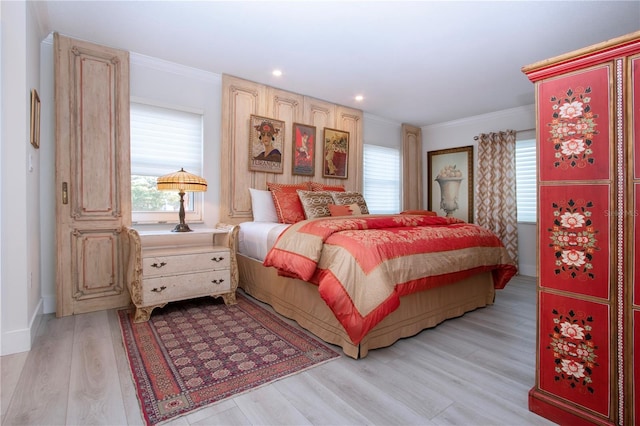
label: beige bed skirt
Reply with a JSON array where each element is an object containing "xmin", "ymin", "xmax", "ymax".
[{"xmin": 238, "ymin": 253, "xmax": 496, "ymax": 358}]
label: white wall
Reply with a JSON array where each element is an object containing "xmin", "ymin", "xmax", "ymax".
[
  {"xmin": 1, "ymin": 0, "xmax": 44, "ymax": 355},
  {"xmin": 422, "ymin": 105, "xmax": 537, "ymax": 277}
]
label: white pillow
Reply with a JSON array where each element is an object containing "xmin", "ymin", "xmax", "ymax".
[{"xmin": 249, "ymin": 188, "xmax": 279, "ymax": 222}]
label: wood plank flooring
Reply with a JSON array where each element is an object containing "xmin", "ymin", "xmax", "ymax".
[{"xmin": 1, "ymin": 275, "xmax": 555, "ymax": 425}]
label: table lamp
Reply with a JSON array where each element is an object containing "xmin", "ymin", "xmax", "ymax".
[{"xmin": 156, "ymin": 168, "xmax": 207, "ymax": 232}]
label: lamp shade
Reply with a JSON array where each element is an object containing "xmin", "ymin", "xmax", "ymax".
[{"xmin": 156, "ymin": 168, "xmax": 207, "ymax": 192}]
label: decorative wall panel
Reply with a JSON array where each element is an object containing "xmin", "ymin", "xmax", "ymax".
[{"xmin": 221, "ymin": 75, "xmax": 363, "ymax": 225}]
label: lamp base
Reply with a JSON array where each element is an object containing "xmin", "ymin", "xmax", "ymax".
[{"xmin": 171, "ymin": 223, "xmax": 193, "ymax": 232}]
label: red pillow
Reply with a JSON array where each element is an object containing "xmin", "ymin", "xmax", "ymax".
[
  {"xmin": 328, "ymin": 203, "xmax": 362, "ymax": 216},
  {"xmin": 309, "ymin": 182, "xmax": 346, "ymax": 192},
  {"xmin": 271, "ymin": 191, "xmax": 306, "ymax": 224},
  {"xmin": 400, "ymin": 210, "xmax": 437, "ymax": 216},
  {"xmin": 267, "ymin": 182, "xmax": 310, "ymax": 192}
]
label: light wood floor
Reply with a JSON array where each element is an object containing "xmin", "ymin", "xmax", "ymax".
[{"xmin": 1, "ymin": 275, "xmax": 555, "ymax": 425}]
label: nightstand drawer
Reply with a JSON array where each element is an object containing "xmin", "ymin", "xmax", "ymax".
[
  {"xmin": 142, "ymin": 251, "xmax": 230, "ymax": 277},
  {"xmin": 142, "ymin": 269, "xmax": 231, "ymax": 305}
]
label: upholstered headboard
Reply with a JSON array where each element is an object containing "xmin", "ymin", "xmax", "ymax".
[{"xmin": 220, "ymin": 74, "xmax": 364, "ymax": 225}]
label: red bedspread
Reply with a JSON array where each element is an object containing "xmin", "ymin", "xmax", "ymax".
[{"xmin": 263, "ymin": 214, "xmax": 517, "ymax": 344}]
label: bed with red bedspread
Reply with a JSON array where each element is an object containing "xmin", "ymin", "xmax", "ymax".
[{"xmin": 263, "ymin": 214, "xmax": 517, "ymax": 347}]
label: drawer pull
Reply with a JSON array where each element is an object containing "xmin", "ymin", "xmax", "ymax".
[
  {"xmin": 211, "ymin": 256, "xmax": 225, "ymax": 262},
  {"xmin": 212, "ymin": 279, "xmax": 225, "ymax": 285},
  {"xmin": 151, "ymin": 262, "xmax": 167, "ymax": 269},
  {"xmin": 151, "ymin": 286, "xmax": 167, "ymax": 293}
]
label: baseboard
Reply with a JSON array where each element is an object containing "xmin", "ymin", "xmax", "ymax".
[
  {"xmin": 518, "ymin": 263, "xmax": 536, "ymax": 278},
  {"xmin": 1, "ymin": 298, "xmax": 43, "ymax": 356}
]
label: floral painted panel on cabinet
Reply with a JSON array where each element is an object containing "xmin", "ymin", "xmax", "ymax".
[
  {"xmin": 539, "ymin": 184, "xmax": 610, "ymax": 299},
  {"xmin": 537, "ymin": 66, "xmax": 611, "ymax": 182},
  {"xmin": 538, "ymin": 292, "xmax": 611, "ymax": 417}
]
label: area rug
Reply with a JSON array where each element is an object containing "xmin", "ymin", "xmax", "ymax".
[{"xmin": 118, "ymin": 293, "xmax": 340, "ymax": 425}]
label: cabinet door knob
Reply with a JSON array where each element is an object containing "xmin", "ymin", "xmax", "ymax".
[
  {"xmin": 151, "ymin": 262, "xmax": 167, "ymax": 268},
  {"xmin": 211, "ymin": 256, "xmax": 224, "ymax": 262},
  {"xmin": 212, "ymin": 279, "xmax": 225, "ymax": 285},
  {"xmin": 151, "ymin": 286, "xmax": 167, "ymax": 293}
]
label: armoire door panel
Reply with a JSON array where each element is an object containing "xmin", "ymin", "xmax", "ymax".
[
  {"xmin": 55, "ymin": 33, "xmax": 131, "ymax": 317},
  {"xmin": 635, "ymin": 183, "xmax": 640, "ymax": 307},
  {"xmin": 634, "ymin": 310, "xmax": 640, "ymax": 424},
  {"xmin": 537, "ymin": 65, "xmax": 612, "ymax": 182},
  {"xmin": 538, "ymin": 291, "xmax": 611, "ymax": 418},
  {"xmin": 538, "ymin": 184, "xmax": 611, "ymax": 299},
  {"xmin": 632, "ymin": 56, "xmax": 640, "ymax": 180}
]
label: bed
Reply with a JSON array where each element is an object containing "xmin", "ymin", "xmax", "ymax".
[{"xmin": 236, "ymin": 191, "xmax": 517, "ymax": 358}]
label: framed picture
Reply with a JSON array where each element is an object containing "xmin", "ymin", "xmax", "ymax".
[
  {"xmin": 323, "ymin": 128, "xmax": 349, "ymax": 179},
  {"xmin": 30, "ymin": 89, "xmax": 41, "ymax": 149},
  {"xmin": 292, "ymin": 123, "xmax": 316, "ymax": 176},
  {"xmin": 427, "ymin": 145, "xmax": 474, "ymax": 223},
  {"xmin": 249, "ymin": 115, "xmax": 285, "ymax": 173}
]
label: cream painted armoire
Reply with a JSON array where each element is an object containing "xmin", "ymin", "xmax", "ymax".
[{"xmin": 522, "ymin": 31, "xmax": 640, "ymax": 425}]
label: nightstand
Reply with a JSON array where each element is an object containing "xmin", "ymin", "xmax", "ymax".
[{"xmin": 123, "ymin": 224, "xmax": 239, "ymax": 322}]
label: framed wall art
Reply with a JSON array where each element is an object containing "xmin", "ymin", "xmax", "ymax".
[
  {"xmin": 30, "ymin": 88, "xmax": 41, "ymax": 149},
  {"xmin": 292, "ymin": 123, "xmax": 316, "ymax": 176},
  {"xmin": 249, "ymin": 115, "xmax": 285, "ymax": 173},
  {"xmin": 323, "ymin": 128, "xmax": 349, "ymax": 179},
  {"xmin": 427, "ymin": 145, "xmax": 474, "ymax": 222}
]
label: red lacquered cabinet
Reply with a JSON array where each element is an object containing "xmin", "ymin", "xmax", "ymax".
[{"xmin": 522, "ymin": 30, "xmax": 640, "ymax": 425}]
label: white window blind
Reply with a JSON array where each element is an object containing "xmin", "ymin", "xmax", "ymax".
[
  {"xmin": 363, "ymin": 144, "xmax": 400, "ymax": 214},
  {"xmin": 131, "ymin": 102, "xmax": 203, "ymax": 177},
  {"xmin": 130, "ymin": 101, "xmax": 204, "ymax": 223},
  {"xmin": 515, "ymin": 137, "xmax": 537, "ymax": 223}
]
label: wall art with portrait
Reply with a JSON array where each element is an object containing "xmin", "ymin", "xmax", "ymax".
[
  {"xmin": 427, "ymin": 145, "xmax": 474, "ymax": 223},
  {"xmin": 323, "ymin": 128, "xmax": 349, "ymax": 179},
  {"xmin": 292, "ymin": 123, "xmax": 316, "ymax": 176},
  {"xmin": 249, "ymin": 115, "xmax": 285, "ymax": 173}
]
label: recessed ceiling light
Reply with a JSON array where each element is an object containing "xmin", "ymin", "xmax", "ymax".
[
  {"xmin": 355, "ymin": 95, "xmax": 364, "ymax": 102},
  {"xmin": 272, "ymin": 69, "xmax": 283, "ymax": 77}
]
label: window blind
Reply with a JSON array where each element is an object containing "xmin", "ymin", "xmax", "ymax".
[
  {"xmin": 130, "ymin": 102, "xmax": 203, "ymax": 177},
  {"xmin": 515, "ymin": 138, "xmax": 537, "ymax": 222},
  {"xmin": 363, "ymin": 144, "xmax": 400, "ymax": 214}
]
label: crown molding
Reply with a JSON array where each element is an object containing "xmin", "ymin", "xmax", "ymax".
[
  {"xmin": 131, "ymin": 52, "xmax": 221, "ymax": 83},
  {"xmin": 423, "ymin": 104, "xmax": 535, "ymax": 131}
]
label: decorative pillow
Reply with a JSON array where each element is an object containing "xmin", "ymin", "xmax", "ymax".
[
  {"xmin": 330, "ymin": 191, "xmax": 369, "ymax": 214},
  {"xmin": 328, "ymin": 203, "xmax": 362, "ymax": 216},
  {"xmin": 248, "ymin": 188, "xmax": 279, "ymax": 222},
  {"xmin": 271, "ymin": 191, "xmax": 306, "ymax": 224},
  {"xmin": 297, "ymin": 190, "xmax": 333, "ymax": 219},
  {"xmin": 309, "ymin": 182, "xmax": 346, "ymax": 192},
  {"xmin": 400, "ymin": 209, "xmax": 437, "ymax": 216},
  {"xmin": 267, "ymin": 182, "xmax": 310, "ymax": 192}
]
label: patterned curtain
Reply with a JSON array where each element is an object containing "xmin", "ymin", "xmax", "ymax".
[{"xmin": 475, "ymin": 130, "xmax": 519, "ymax": 266}]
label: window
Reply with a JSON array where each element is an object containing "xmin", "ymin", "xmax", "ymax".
[
  {"xmin": 363, "ymin": 144, "xmax": 400, "ymax": 214},
  {"xmin": 130, "ymin": 101, "xmax": 204, "ymax": 224},
  {"xmin": 515, "ymin": 135, "xmax": 537, "ymax": 223}
]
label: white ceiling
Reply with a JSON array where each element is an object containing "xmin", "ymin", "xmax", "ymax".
[{"xmin": 34, "ymin": 1, "xmax": 639, "ymax": 127}]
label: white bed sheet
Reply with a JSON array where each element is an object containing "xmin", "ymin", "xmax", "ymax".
[{"xmin": 238, "ymin": 221, "xmax": 290, "ymax": 261}]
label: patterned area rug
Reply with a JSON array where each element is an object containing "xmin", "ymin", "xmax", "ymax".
[{"xmin": 118, "ymin": 293, "xmax": 340, "ymax": 425}]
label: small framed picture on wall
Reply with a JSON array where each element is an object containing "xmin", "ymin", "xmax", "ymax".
[
  {"xmin": 249, "ymin": 115, "xmax": 285, "ymax": 174},
  {"xmin": 427, "ymin": 145, "xmax": 474, "ymax": 223},
  {"xmin": 292, "ymin": 123, "xmax": 316, "ymax": 176},
  {"xmin": 323, "ymin": 128, "xmax": 349, "ymax": 179}
]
